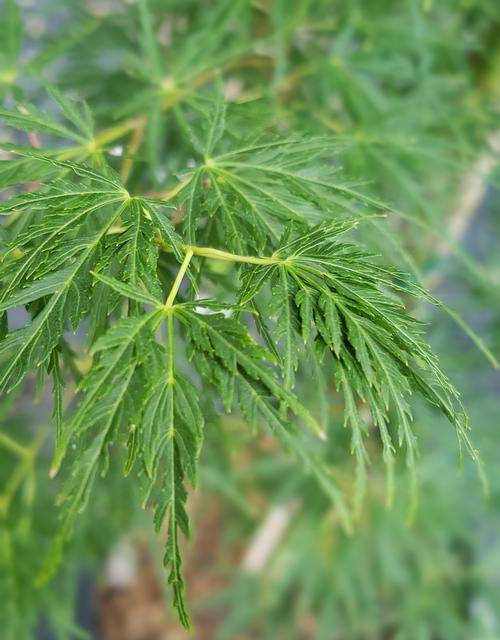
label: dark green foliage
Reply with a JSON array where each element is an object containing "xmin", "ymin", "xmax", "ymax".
[
  {"xmin": 0, "ymin": 126, "xmax": 487, "ymax": 625},
  {"xmin": 1, "ymin": 0, "xmax": 499, "ymax": 635}
]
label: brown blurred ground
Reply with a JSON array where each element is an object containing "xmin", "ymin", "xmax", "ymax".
[{"xmin": 97, "ymin": 497, "xmax": 244, "ymax": 640}]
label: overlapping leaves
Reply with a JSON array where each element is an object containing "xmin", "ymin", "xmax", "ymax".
[
  {"xmin": 174, "ymin": 134, "xmax": 386, "ymax": 254},
  {"xmin": 0, "ymin": 100, "xmax": 488, "ymax": 628},
  {"xmin": 239, "ymin": 220, "xmax": 480, "ymax": 511}
]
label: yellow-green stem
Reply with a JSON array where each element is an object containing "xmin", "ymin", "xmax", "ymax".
[
  {"xmin": 190, "ymin": 245, "xmax": 280, "ymax": 265},
  {"xmin": 164, "ymin": 248, "xmax": 194, "ymax": 309},
  {"xmin": 157, "ymin": 238, "xmax": 282, "ymax": 267}
]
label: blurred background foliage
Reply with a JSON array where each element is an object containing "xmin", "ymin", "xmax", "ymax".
[{"xmin": 1, "ymin": 0, "xmax": 499, "ymax": 638}]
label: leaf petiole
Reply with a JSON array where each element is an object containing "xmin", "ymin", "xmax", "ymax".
[{"xmin": 164, "ymin": 248, "xmax": 194, "ymax": 309}]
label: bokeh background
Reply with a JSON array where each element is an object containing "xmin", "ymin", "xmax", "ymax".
[{"xmin": 1, "ymin": 1, "xmax": 499, "ymax": 638}]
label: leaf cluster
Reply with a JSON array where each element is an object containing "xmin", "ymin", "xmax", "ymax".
[{"xmin": 1, "ymin": 0, "xmax": 498, "ymax": 631}]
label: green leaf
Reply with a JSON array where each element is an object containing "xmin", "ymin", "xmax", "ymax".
[
  {"xmin": 240, "ymin": 221, "xmax": 478, "ymax": 508},
  {"xmin": 112, "ymin": 198, "xmax": 162, "ymax": 297},
  {"xmin": 91, "ymin": 271, "xmax": 162, "ymax": 306},
  {"xmin": 51, "ymin": 310, "xmax": 162, "ymax": 474},
  {"xmin": 0, "ymin": 157, "xmax": 58, "ymax": 189},
  {"xmin": 0, "ymin": 264, "xmax": 80, "ymax": 312},
  {"xmin": 203, "ymin": 77, "xmax": 226, "ymax": 158},
  {"xmin": 180, "ymin": 169, "xmax": 203, "ymax": 245},
  {"xmin": 0, "ymin": 104, "xmax": 86, "ymax": 143},
  {"xmin": 40, "ymin": 365, "xmax": 137, "ymax": 583},
  {"xmin": 45, "ymin": 84, "xmax": 94, "ymax": 140},
  {"xmin": 179, "ymin": 309, "xmax": 325, "ymax": 439},
  {"xmin": 0, "ymin": 202, "xmax": 127, "ymax": 393},
  {"xmin": 271, "ymin": 265, "xmax": 301, "ymax": 390},
  {"xmin": 141, "ymin": 199, "xmax": 184, "ymax": 262},
  {"xmin": 141, "ymin": 372, "xmax": 204, "ymax": 628},
  {"xmin": 137, "ymin": 311, "xmax": 203, "ymax": 628},
  {"xmin": 0, "ymin": 144, "xmax": 124, "ymax": 189},
  {"xmin": 138, "ymin": 0, "xmax": 164, "ymax": 81}
]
